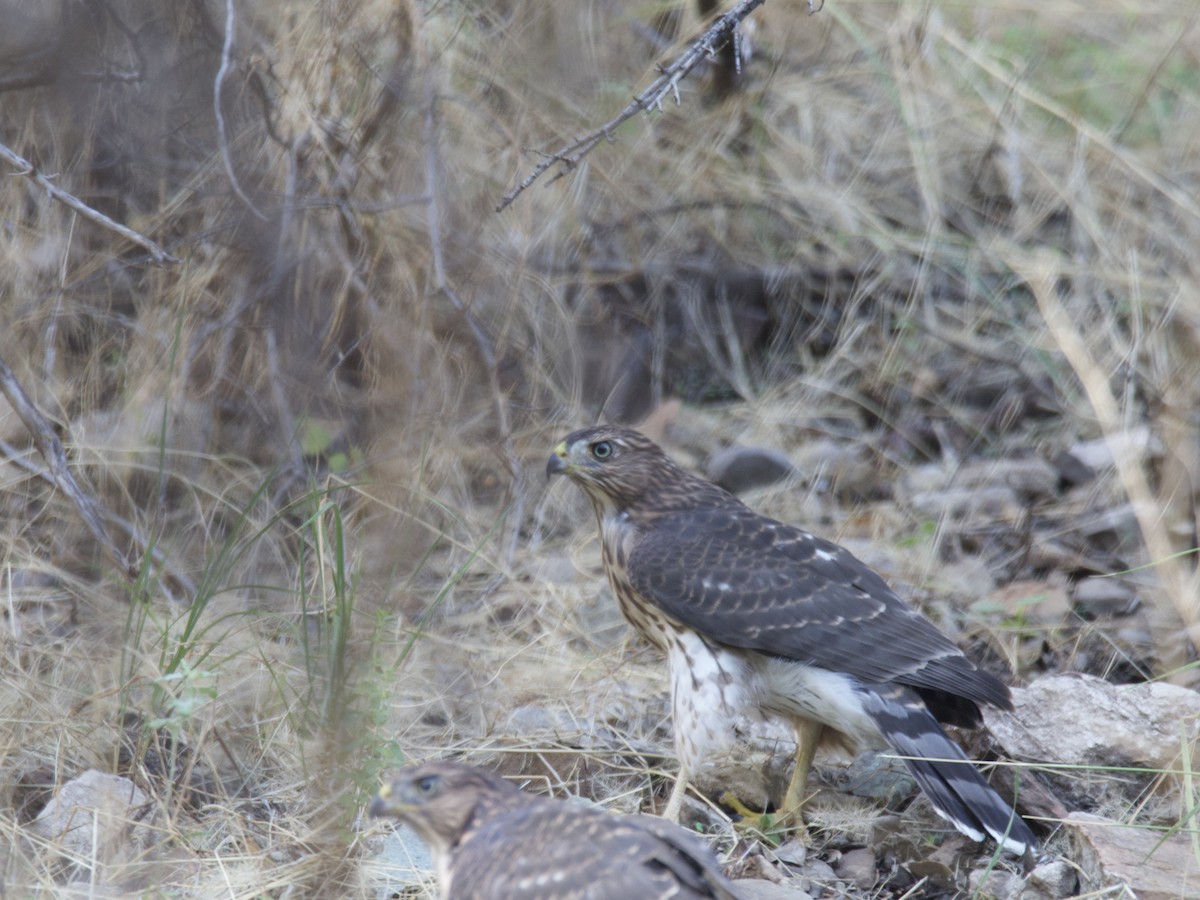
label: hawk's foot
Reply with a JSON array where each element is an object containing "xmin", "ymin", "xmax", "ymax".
[{"xmin": 719, "ymin": 791, "xmax": 811, "ymax": 845}]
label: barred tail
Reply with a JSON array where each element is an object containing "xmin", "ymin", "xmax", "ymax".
[{"xmin": 860, "ymin": 684, "xmax": 1036, "ymax": 857}]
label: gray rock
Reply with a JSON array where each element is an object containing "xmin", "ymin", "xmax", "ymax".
[
  {"xmin": 707, "ymin": 446, "xmax": 795, "ymax": 495},
  {"xmin": 1052, "ymin": 448, "xmax": 1094, "ymax": 487},
  {"xmin": 504, "ymin": 704, "xmax": 560, "ymax": 734},
  {"xmin": 31, "ymin": 770, "xmax": 154, "ymax": 862},
  {"xmin": 1066, "ymin": 428, "xmax": 1157, "ymax": 471},
  {"xmin": 363, "ymin": 823, "xmax": 435, "ymax": 900},
  {"xmin": 1019, "ymin": 859, "xmax": 1078, "ymax": 899},
  {"xmin": 831, "ymin": 751, "xmax": 917, "ymax": 803},
  {"xmin": 774, "ymin": 839, "xmax": 808, "ymax": 866},
  {"xmin": 535, "ymin": 551, "xmax": 582, "ymax": 585},
  {"xmin": 962, "ymin": 457, "xmax": 1059, "ymax": 500},
  {"xmin": 969, "ymin": 868, "xmax": 1023, "ymax": 899},
  {"xmin": 0, "ymin": 0, "xmax": 61, "ymax": 60},
  {"xmin": 1070, "ymin": 577, "xmax": 1140, "ymax": 618},
  {"xmin": 788, "ymin": 439, "xmax": 882, "ymax": 500},
  {"xmin": 900, "ymin": 457, "xmax": 1058, "ymax": 506},
  {"xmin": 1113, "ymin": 624, "xmax": 1154, "ymax": 650},
  {"xmin": 833, "ymin": 847, "xmax": 876, "ymax": 889},
  {"xmin": 986, "ymin": 673, "xmax": 1200, "ymax": 775},
  {"xmin": 734, "ymin": 878, "xmax": 814, "ymax": 899},
  {"xmin": 1068, "ymin": 811, "xmax": 1198, "ymax": 900},
  {"xmin": 1076, "ymin": 503, "xmax": 1140, "ymax": 548},
  {"xmin": 905, "ymin": 485, "xmax": 1021, "ymax": 523},
  {"xmin": 803, "ymin": 858, "xmax": 838, "ymax": 881}
]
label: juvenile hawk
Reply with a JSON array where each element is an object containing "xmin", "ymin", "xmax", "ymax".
[
  {"xmin": 370, "ymin": 761, "xmax": 740, "ymax": 899},
  {"xmin": 548, "ymin": 426, "xmax": 1035, "ymax": 856}
]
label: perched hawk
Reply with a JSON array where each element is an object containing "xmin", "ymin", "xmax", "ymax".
[
  {"xmin": 370, "ymin": 761, "xmax": 740, "ymax": 899},
  {"xmin": 548, "ymin": 426, "xmax": 1036, "ymax": 856}
]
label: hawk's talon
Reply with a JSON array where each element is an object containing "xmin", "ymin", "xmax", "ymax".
[
  {"xmin": 717, "ymin": 789, "xmax": 761, "ymax": 822},
  {"xmin": 719, "ymin": 791, "xmax": 810, "ymax": 845}
]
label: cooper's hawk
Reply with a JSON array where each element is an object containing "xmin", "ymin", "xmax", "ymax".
[
  {"xmin": 370, "ymin": 761, "xmax": 740, "ymax": 899},
  {"xmin": 547, "ymin": 426, "xmax": 1036, "ymax": 856}
]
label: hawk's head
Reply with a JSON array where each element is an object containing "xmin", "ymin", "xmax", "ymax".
[
  {"xmin": 548, "ymin": 426, "xmax": 730, "ymax": 518},
  {"xmin": 370, "ymin": 762, "xmax": 523, "ymax": 852},
  {"xmin": 547, "ymin": 426, "xmax": 679, "ymax": 513}
]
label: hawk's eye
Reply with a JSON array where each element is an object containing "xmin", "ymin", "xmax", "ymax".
[
  {"xmin": 415, "ymin": 775, "xmax": 439, "ymax": 795},
  {"xmin": 590, "ymin": 441, "xmax": 613, "ymax": 460}
]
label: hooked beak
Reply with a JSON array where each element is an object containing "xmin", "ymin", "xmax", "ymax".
[
  {"xmin": 546, "ymin": 440, "xmax": 570, "ymax": 479},
  {"xmin": 369, "ymin": 782, "xmax": 411, "ymax": 818}
]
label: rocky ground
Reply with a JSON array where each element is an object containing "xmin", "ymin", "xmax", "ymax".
[
  {"xmin": 350, "ymin": 407, "xmax": 1199, "ymax": 899},
  {"xmin": 4, "ymin": 399, "xmax": 1199, "ymax": 899}
]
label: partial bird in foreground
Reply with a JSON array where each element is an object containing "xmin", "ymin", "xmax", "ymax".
[
  {"xmin": 370, "ymin": 761, "xmax": 741, "ymax": 900},
  {"xmin": 548, "ymin": 426, "xmax": 1036, "ymax": 857}
]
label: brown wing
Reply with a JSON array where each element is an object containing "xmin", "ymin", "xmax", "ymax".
[
  {"xmin": 627, "ymin": 505, "xmax": 1011, "ymax": 713},
  {"xmin": 451, "ymin": 799, "xmax": 739, "ymax": 900}
]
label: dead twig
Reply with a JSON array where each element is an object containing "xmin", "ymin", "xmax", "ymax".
[
  {"xmin": 0, "ymin": 141, "xmax": 176, "ymax": 264},
  {"xmin": 0, "ymin": 354, "xmax": 139, "ymax": 587},
  {"xmin": 215, "ymin": 0, "xmax": 268, "ymax": 221},
  {"xmin": 0, "ymin": 437, "xmax": 194, "ymax": 602},
  {"xmin": 420, "ymin": 54, "xmax": 525, "ymax": 570},
  {"xmin": 497, "ymin": 0, "xmax": 806, "ymax": 213}
]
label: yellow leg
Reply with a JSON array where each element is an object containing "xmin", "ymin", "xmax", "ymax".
[
  {"xmin": 781, "ymin": 717, "xmax": 825, "ymax": 834},
  {"xmin": 661, "ymin": 763, "xmax": 690, "ymax": 822}
]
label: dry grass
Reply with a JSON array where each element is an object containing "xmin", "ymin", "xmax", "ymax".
[{"xmin": 1, "ymin": 0, "xmax": 1199, "ymax": 895}]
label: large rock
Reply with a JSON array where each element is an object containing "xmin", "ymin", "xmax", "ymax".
[
  {"xmin": 363, "ymin": 823, "xmax": 436, "ymax": 900},
  {"xmin": 31, "ymin": 770, "xmax": 154, "ymax": 862},
  {"xmin": 1067, "ymin": 811, "xmax": 1199, "ymax": 900},
  {"xmin": 986, "ymin": 673, "xmax": 1200, "ymax": 774},
  {"xmin": 706, "ymin": 446, "xmax": 795, "ymax": 495}
]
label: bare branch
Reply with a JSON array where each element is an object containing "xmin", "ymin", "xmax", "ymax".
[
  {"xmin": 215, "ymin": 0, "xmax": 268, "ymax": 221},
  {"xmin": 421, "ymin": 69, "xmax": 526, "ymax": 569},
  {"xmin": 0, "ymin": 141, "xmax": 177, "ymax": 264},
  {"xmin": 497, "ymin": 0, "xmax": 784, "ymax": 213},
  {"xmin": 0, "ymin": 353, "xmax": 141, "ymax": 589},
  {"xmin": 0, "ymin": 437, "xmax": 195, "ymax": 601}
]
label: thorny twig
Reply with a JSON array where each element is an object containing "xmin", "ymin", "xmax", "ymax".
[
  {"xmin": 0, "ymin": 141, "xmax": 176, "ymax": 264},
  {"xmin": 497, "ymin": 0, "xmax": 817, "ymax": 212}
]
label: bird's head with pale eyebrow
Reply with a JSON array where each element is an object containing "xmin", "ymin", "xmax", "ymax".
[
  {"xmin": 547, "ymin": 426, "xmax": 722, "ymax": 517},
  {"xmin": 370, "ymin": 762, "xmax": 523, "ymax": 855}
]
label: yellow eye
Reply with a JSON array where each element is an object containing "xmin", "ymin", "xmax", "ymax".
[
  {"xmin": 415, "ymin": 775, "xmax": 439, "ymax": 795},
  {"xmin": 591, "ymin": 441, "xmax": 613, "ymax": 460}
]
